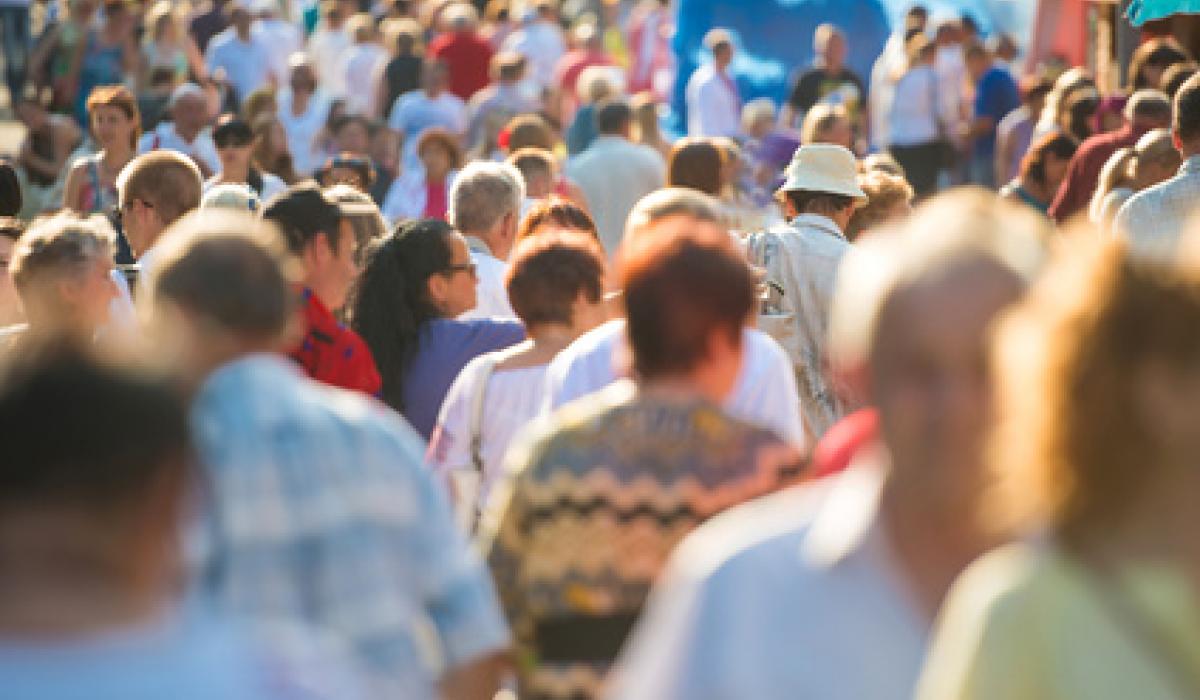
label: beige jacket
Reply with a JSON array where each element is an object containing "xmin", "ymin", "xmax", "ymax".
[{"xmin": 745, "ymin": 214, "xmax": 849, "ymax": 439}]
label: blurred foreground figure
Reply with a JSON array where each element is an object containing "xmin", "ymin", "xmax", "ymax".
[
  {"xmin": 918, "ymin": 232, "xmax": 1200, "ymax": 698},
  {"xmin": 481, "ymin": 212, "xmax": 803, "ymax": 700},
  {"xmin": 142, "ymin": 211, "xmax": 510, "ymax": 699},
  {"xmin": 609, "ymin": 191, "xmax": 1047, "ymax": 700},
  {"xmin": 0, "ymin": 344, "xmax": 363, "ymax": 698}
]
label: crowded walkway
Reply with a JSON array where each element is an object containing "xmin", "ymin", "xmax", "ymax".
[{"xmin": 2, "ymin": 1, "xmax": 1200, "ymax": 699}]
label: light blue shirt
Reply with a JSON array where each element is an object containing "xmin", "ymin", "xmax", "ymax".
[
  {"xmin": 190, "ymin": 354, "xmax": 510, "ymax": 698},
  {"xmin": 0, "ymin": 605, "xmax": 365, "ymax": 699},
  {"xmin": 608, "ymin": 463, "xmax": 928, "ymax": 700}
]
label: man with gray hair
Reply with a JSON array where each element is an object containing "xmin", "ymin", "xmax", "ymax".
[
  {"xmin": 609, "ymin": 190, "xmax": 1048, "ymax": 700},
  {"xmin": 137, "ymin": 83, "xmax": 220, "ymax": 177},
  {"xmin": 450, "ymin": 160, "xmax": 525, "ymax": 319},
  {"xmin": 543, "ymin": 187, "xmax": 805, "ymax": 449},
  {"xmin": 143, "ymin": 210, "xmax": 511, "ymax": 699}
]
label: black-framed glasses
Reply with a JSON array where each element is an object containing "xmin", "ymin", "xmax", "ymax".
[
  {"xmin": 111, "ymin": 198, "xmax": 153, "ymax": 225},
  {"xmin": 443, "ymin": 262, "xmax": 477, "ymax": 278}
]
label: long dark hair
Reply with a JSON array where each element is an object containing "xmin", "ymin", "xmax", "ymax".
[{"xmin": 349, "ymin": 218, "xmax": 455, "ymax": 413}]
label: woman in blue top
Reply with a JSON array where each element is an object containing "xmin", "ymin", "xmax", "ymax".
[
  {"xmin": 350, "ymin": 219, "xmax": 524, "ymax": 439},
  {"xmin": 999, "ymin": 131, "xmax": 1079, "ymax": 216},
  {"xmin": 71, "ymin": 0, "xmax": 138, "ymax": 124}
]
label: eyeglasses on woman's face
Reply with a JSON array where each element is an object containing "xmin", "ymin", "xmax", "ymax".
[{"xmin": 443, "ymin": 261, "xmax": 477, "ymax": 279}]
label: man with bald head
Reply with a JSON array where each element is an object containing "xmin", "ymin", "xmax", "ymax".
[{"xmin": 138, "ymin": 83, "xmax": 220, "ymax": 177}]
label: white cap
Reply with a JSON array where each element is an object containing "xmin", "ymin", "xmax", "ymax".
[
  {"xmin": 777, "ymin": 144, "xmax": 867, "ymax": 201},
  {"xmin": 201, "ymin": 183, "xmax": 261, "ymax": 214}
]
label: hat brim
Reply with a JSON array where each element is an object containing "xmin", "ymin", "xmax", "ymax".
[{"xmin": 777, "ymin": 175, "xmax": 868, "ymax": 202}]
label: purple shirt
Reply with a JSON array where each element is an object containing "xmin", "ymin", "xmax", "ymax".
[{"xmin": 401, "ymin": 318, "xmax": 525, "ymax": 440}]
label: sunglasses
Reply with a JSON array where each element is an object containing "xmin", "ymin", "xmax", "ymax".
[{"xmin": 443, "ymin": 262, "xmax": 477, "ymax": 278}]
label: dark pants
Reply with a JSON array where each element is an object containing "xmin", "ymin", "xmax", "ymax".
[
  {"xmin": 0, "ymin": 4, "xmax": 30, "ymax": 105},
  {"xmin": 890, "ymin": 141, "xmax": 944, "ymax": 199}
]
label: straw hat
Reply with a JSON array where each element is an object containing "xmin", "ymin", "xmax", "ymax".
[{"xmin": 777, "ymin": 144, "xmax": 867, "ymax": 201}]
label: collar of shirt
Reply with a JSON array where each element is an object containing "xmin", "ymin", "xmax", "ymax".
[
  {"xmin": 801, "ymin": 452, "xmax": 888, "ymax": 569},
  {"xmin": 465, "ymin": 235, "xmax": 498, "ymax": 259},
  {"xmin": 198, "ymin": 351, "xmax": 301, "ymax": 406},
  {"xmin": 1181, "ymin": 154, "xmax": 1200, "ymax": 176},
  {"xmin": 789, "ymin": 213, "xmax": 846, "ymax": 241}
]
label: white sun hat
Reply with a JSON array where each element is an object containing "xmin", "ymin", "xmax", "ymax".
[{"xmin": 777, "ymin": 144, "xmax": 868, "ymax": 201}]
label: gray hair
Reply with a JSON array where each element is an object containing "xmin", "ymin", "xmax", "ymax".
[
  {"xmin": 11, "ymin": 212, "xmax": 116, "ymax": 295},
  {"xmin": 623, "ymin": 187, "xmax": 722, "ymax": 242},
  {"xmin": 448, "ymin": 161, "xmax": 525, "ymax": 235},
  {"xmin": 326, "ymin": 184, "xmax": 388, "ymax": 246},
  {"xmin": 741, "ymin": 98, "xmax": 777, "ymax": 133},
  {"xmin": 828, "ymin": 189, "xmax": 1050, "ymax": 370}
]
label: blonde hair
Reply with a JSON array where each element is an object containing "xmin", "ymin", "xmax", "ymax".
[
  {"xmin": 845, "ymin": 170, "xmax": 913, "ymax": 241},
  {"xmin": 800, "ymin": 103, "xmax": 848, "ymax": 145},
  {"xmin": 989, "ymin": 231, "xmax": 1200, "ymax": 543}
]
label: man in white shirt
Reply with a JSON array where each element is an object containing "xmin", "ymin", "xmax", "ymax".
[
  {"xmin": 1115, "ymin": 74, "xmax": 1200, "ymax": 261},
  {"xmin": 306, "ymin": 0, "xmax": 351, "ymax": 98},
  {"xmin": 277, "ymin": 56, "xmax": 332, "ymax": 177},
  {"xmin": 608, "ymin": 191, "xmax": 1047, "ymax": 700},
  {"xmin": 251, "ymin": 0, "xmax": 301, "ymax": 90},
  {"xmin": 204, "ymin": 1, "xmax": 277, "ymax": 105},
  {"xmin": 503, "ymin": 0, "xmax": 566, "ymax": 94},
  {"xmin": 337, "ymin": 13, "xmax": 389, "ymax": 116},
  {"xmin": 138, "ymin": 83, "xmax": 221, "ymax": 178},
  {"xmin": 565, "ymin": 98, "xmax": 666, "ymax": 256},
  {"xmin": 745, "ymin": 143, "xmax": 864, "ymax": 441},
  {"xmin": 388, "ymin": 59, "xmax": 468, "ymax": 172},
  {"xmin": 685, "ymin": 28, "xmax": 741, "ymax": 138},
  {"xmin": 450, "ymin": 161, "xmax": 525, "ymax": 319}
]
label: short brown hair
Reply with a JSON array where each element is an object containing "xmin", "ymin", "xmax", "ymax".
[
  {"xmin": 1174, "ymin": 73, "xmax": 1200, "ymax": 143},
  {"xmin": 517, "ymin": 196, "xmax": 597, "ymax": 243},
  {"xmin": 620, "ymin": 226, "xmax": 754, "ymax": 379},
  {"xmin": 416, "ymin": 127, "xmax": 464, "ymax": 170},
  {"xmin": 504, "ymin": 114, "xmax": 556, "ymax": 152},
  {"xmin": 118, "ymin": 151, "xmax": 203, "ymax": 225},
  {"xmin": 667, "ymin": 137, "xmax": 725, "ymax": 197},
  {"xmin": 845, "ymin": 171, "xmax": 913, "ymax": 241},
  {"xmin": 505, "ymin": 231, "xmax": 605, "ymax": 328},
  {"xmin": 148, "ymin": 211, "xmax": 299, "ymax": 340},
  {"xmin": 86, "ymin": 85, "xmax": 141, "ymax": 149}
]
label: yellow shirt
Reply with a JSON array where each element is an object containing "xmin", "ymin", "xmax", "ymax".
[{"xmin": 917, "ymin": 542, "xmax": 1200, "ymax": 700}]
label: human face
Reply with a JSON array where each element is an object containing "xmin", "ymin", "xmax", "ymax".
[
  {"xmin": 173, "ymin": 96, "xmax": 208, "ymax": 136},
  {"xmin": 428, "ymin": 234, "xmax": 477, "ymax": 317},
  {"xmin": 118, "ymin": 195, "xmax": 162, "ymax": 258},
  {"xmin": 217, "ymin": 140, "xmax": 253, "ymax": 176},
  {"xmin": 65, "ymin": 256, "xmax": 118, "ymax": 331},
  {"xmin": 1043, "ymin": 152, "xmax": 1071, "ymax": 192},
  {"xmin": 91, "ymin": 105, "xmax": 133, "ymax": 150},
  {"xmin": 823, "ymin": 117, "xmax": 854, "ymax": 151},
  {"xmin": 870, "ymin": 262, "xmax": 1022, "ymax": 511},
  {"xmin": 823, "ymin": 32, "xmax": 847, "ymax": 70},
  {"xmin": 336, "ymin": 122, "xmax": 369, "ymax": 155},
  {"xmin": 326, "ymin": 219, "xmax": 361, "ymax": 310},
  {"xmin": 419, "ymin": 143, "xmax": 452, "ymax": 180},
  {"xmin": 0, "ymin": 237, "xmax": 20, "ymax": 326}
]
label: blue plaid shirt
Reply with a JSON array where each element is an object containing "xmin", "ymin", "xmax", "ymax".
[{"xmin": 189, "ymin": 354, "xmax": 510, "ymax": 698}]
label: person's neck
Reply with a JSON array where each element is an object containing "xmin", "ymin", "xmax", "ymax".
[
  {"xmin": 102, "ymin": 143, "xmax": 133, "ymax": 167},
  {"xmin": 175, "ymin": 122, "xmax": 200, "ymax": 142},
  {"xmin": 236, "ymin": 28, "xmax": 250, "ymax": 41},
  {"xmin": 292, "ymin": 89, "xmax": 311, "ymax": 113},
  {"xmin": 426, "ymin": 167, "xmax": 449, "ymax": 183},
  {"xmin": 221, "ymin": 163, "xmax": 250, "ymax": 182},
  {"xmin": 639, "ymin": 371, "xmax": 725, "ymax": 406},
  {"xmin": 0, "ymin": 519, "xmax": 171, "ymax": 638},
  {"xmin": 1018, "ymin": 176, "xmax": 1051, "ymax": 205},
  {"xmin": 879, "ymin": 473, "xmax": 995, "ymax": 619},
  {"xmin": 465, "ymin": 230, "xmax": 505, "ymax": 260},
  {"xmin": 1087, "ymin": 456, "xmax": 1200, "ymax": 584}
]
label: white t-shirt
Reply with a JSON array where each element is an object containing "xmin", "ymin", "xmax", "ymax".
[
  {"xmin": 543, "ymin": 319, "xmax": 807, "ymax": 449},
  {"xmin": 138, "ymin": 122, "xmax": 221, "ymax": 175},
  {"xmin": 252, "ymin": 18, "xmax": 302, "ymax": 92},
  {"xmin": 430, "ymin": 356, "xmax": 548, "ymax": 527},
  {"xmin": 307, "ymin": 26, "xmax": 352, "ymax": 98},
  {"xmin": 458, "ymin": 239, "xmax": 515, "ymax": 320},
  {"xmin": 338, "ymin": 43, "xmax": 390, "ymax": 116},
  {"xmin": 503, "ymin": 19, "xmax": 566, "ymax": 90},
  {"xmin": 685, "ymin": 64, "xmax": 741, "ymax": 138},
  {"xmin": 277, "ymin": 88, "xmax": 332, "ymax": 176},
  {"xmin": 204, "ymin": 29, "xmax": 275, "ymax": 101}
]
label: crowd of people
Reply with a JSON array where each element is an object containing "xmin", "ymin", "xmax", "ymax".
[{"xmin": 3, "ymin": 0, "xmax": 1200, "ymax": 698}]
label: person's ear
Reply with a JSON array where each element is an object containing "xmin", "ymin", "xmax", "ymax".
[
  {"xmin": 310, "ymin": 231, "xmax": 336, "ymax": 266},
  {"xmin": 426, "ymin": 271, "xmax": 449, "ymax": 311}
]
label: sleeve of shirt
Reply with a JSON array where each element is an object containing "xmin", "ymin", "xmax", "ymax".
[
  {"xmin": 388, "ymin": 415, "xmax": 511, "ymax": 668},
  {"xmin": 788, "ymin": 72, "xmax": 817, "ymax": 111},
  {"xmin": 914, "ymin": 550, "xmax": 1044, "ymax": 700}
]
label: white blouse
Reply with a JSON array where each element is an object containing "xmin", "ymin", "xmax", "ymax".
[{"xmin": 430, "ymin": 357, "xmax": 549, "ymax": 529}]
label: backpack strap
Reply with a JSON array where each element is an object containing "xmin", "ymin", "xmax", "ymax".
[{"xmin": 466, "ymin": 340, "xmax": 532, "ymax": 530}]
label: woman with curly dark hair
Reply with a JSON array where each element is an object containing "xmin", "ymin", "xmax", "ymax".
[
  {"xmin": 349, "ymin": 218, "xmax": 523, "ymax": 438},
  {"xmin": 999, "ymin": 131, "xmax": 1078, "ymax": 215}
]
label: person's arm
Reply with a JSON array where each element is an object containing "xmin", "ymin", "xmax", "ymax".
[
  {"xmin": 439, "ymin": 652, "xmax": 511, "ymax": 700},
  {"xmin": 61, "ymin": 161, "xmax": 85, "ymax": 212},
  {"xmin": 184, "ymin": 35, "xmax": 208, "ymax": 82},
  {"xmin": 994, "ymin": 119, "xmax": 1013, "ymax": 186}
]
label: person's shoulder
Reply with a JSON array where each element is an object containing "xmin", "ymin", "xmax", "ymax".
[
  {"xmin": 666, "ymin": 480, "xmax": 831, "ymax": 585},
  {"xmin": 941, "ymin": 541, "xmax": 1064, "ymax": 633}
]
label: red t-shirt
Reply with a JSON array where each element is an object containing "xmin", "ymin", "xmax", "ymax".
[
  {"xmin": 1048, "ymin": 123, "xmax": 1146, "ymax": 224},
  {"xmin": 289, "ymin": 288, "xmax": 382, "ymax": 396},
  {"xmin": 423, "ymin": 180, "xmax": 448, "ymax": 219},
  {"xmin": 429, "ymin": 32, "xmax": 494, "ymax": 101}
]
